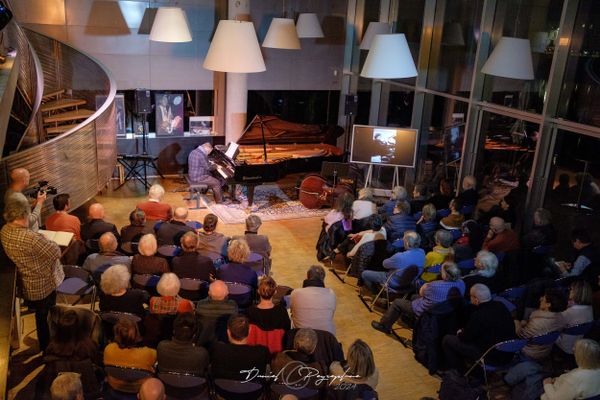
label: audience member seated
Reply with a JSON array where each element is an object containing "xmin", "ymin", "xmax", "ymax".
[
  {"xmin": 104, "ymin": 317, "xmax": 156, "ymax": 393},
  {"xmin": 157, "ymin": 312, "xmax": 209, "ymax": 376},
  {"xmin": 329, "ymin": 339, "xmax": 379, "ymax": 397},
  {"xmin": 475, "ymin": 183, "xmax": 512, "ymax": 223},
  {"xmin": 457, "ymin": 175, "xmax": 478, "ymax": 207},
  {"xmin": 196, "ymin": 213, "xmax": 229, "ymax": 264},
  {"xmin": 541, "ymin": 339, "xmax": 600, "ymax": 400},
  {"xmin": 271, "ymin": 328, "xmax": 327, "ymax": 389},
  {"xmin": 218, "ymin": 239, "xmax": 258, "ymax": 289},
  {"xmin": 50, "ymin": 372, "xmax": 84, "ymax": 400},
  {"xmin": 428, "ymin": 179, "xmax": 454, "ymax": 211},
  {"xmin": 99, "ymin": 264, "xmax": 149, "ymax": 317},
  {"xmin": 81, "ymin": 203, "xmax": 120, "ymax": 242},
  {"xmin": 149, "ymin": 273, "xmax": 195, "ymax": 314},
  {"xmin": 45, "ymin": 193, "xmax": 81, "ymax": 240},
  {"xmin": 463, "ymin": 250, "xmax": 500, "ymax": 295},
  {"xmin": 120, "ymin": 209, "xmax": 154, "ymax": 243},
  {"xmin": 132, "ymin": 234, "xmax": 170, "ymax": 275},
  {"xmin": 42, "ymin": 310, "xmax": 102, "ymax": 398},
  {"xmin": 554, "ymin": 228, "xmax": 599, "ymax": 280},
  {"xmin": 371, "ymin": 262, "xmax": 464, "ymax": 333},
  {"xmin": 138, "ymin": 378, "xmax": 166, "ymax": 400},
  {"xmin": 482, "ymin": 216, "xmax": 520, "ymax": 254},
  {"xmin": 82, "ymin": 232, "xmax": 131, "ymax": 275},
  {"xmin": 416, "ymin": 203, "xmax": 437, "ymax": 248},
  {"xmin": 440, "ymin": 198, "xmax": 464, "ymax": 230},
  {"xmin": 442, "ymin": 284, "xmax": 515, "ymax": 372},
  {"xmin": 410, "ymin": 184, "xmax": 428, "ymax": 215},
  {"xmin": 136, "ymin": 184, "xmax": 173, "ymax": 222},
  {"xmin": 195, "ymin": 280, "xmax": 238, "ymax": 347},
  {"xmin": 323, "ymin": 192, "xmax": 354, "ymax": 232},
  {"xmin": 521, "ymin": 208, "xmax": 556, "ymax": 250},
  {"xmin": 155, "ymin": 207, "xmax": 194, "ymax": 246},
  {"xmin": 453, "ymin": 219, "xmax": 486, "ymax": 261},
  {"xmin": 380, "ymin": 186, "xmax": 408, "ymax": 217},
  {"xmin": 210, "ymin": 315, "xmax": 269, "ymax": 382},
  {"xmin": 384, "ymin": 201, "xmax": 416, "ymax": 243},
  {"xmin": 247, "ymin": 276, "xmax": 290, "ymax": 354},
  {"xmin": 347, "ymin": 214, "xmax": 386, "ymax": 258},
  {"xmin": 361, "ymin": 231, "xmax": 425, "ymax": 294},
  {"xmin": 421, "ymin": 230, "xmax": 454, "ymax": 282},
  {"xmin": 171, "ymin": 231, "xmax": 215, "ymax": 281},
  {"xmin": 352, "ymin": 188, "xmax": 377, "ymax": 221},
  {"xmin": 555, "ymin": 281, "xmax": 593, "ymax": 357},
  {"xmin": 290, "ymin": 265, "xmax": 336, "ymax": 335},
  {"xmin": 233, "ymin": 214, "xmax": 272, "ymax": 272},
  {"xmin": 551, "ymin": 173, "xmax": 571, "ymax": 205},
  {"xmin": 516, "ymin": 288, "xmax": 567, "ymax": 361}
]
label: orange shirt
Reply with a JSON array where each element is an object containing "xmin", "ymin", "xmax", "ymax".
[
  {"xmin": 45, "ymin": 212, "xmax": 81, "ymax": 240},
  {"xmin": 104, "ymin": 343, "xmax": 156, "ymax": 393},
  {"xmin": 136, "ymin": 201, "xmax": 172, "ymax": 222}
]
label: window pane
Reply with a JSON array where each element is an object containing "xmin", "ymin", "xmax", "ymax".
[
  {"xmin": 556, "ymin": 0, "xmax": 600, "ymax": 127},
  {"xmin": 426, "ymin": 0, "xmax": 483, "ymax": 97},
  {"xmin": 391, "ymin": 0, "xmax": 425, "ymax": 86},
  {"xmin": 482, "ymin": 0, "xmax": 564, "ymax": 114}
]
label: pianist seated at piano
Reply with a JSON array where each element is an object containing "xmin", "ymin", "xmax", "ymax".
[{"xmin": 188, "ymin": 143, "xmax": 230, "ymax": 205}]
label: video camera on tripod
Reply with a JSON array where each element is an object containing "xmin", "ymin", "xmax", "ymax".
[{"xmin": 23, "ymin": 180, "xmax": 58, "ymax": 198}]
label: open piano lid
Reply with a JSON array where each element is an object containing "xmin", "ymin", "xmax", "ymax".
[{"xmin": 237, "ymin": 115, "xmax": 344, "ymax": 146}]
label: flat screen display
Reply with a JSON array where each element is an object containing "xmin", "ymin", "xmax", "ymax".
[{"xmin": 350, "ymin": 125, "xmax": 418, "ymax": 168}]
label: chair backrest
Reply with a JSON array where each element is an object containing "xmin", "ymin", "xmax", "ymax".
[
  {"xmin": 133, "ymin": 274, "xmax": 160, "ymax": 288},
  {"xmin": 85, "ymin": 239, "xmax": 100, "ymax": 253},
  {"xmin": 528, "ymin": 331, "xmax": 560, "ymax": 346},
  {"xmin": 213, "ymin": 378, "xmax": 263, "ymax": 394},
  {"xmin": 91, "ymin": 263, "xmax": 113, "ymax": 284},
  {"xmin": 224, "ymin": 281, "xmax": 253, "ymax": 309},
  {"xmin": 62, "ymin": 265, "xmax": 92, "ymax": 281},
  {"xmin": 179, "ymin": 278, "xmax": 209, "ymax": 301},
  {"xmin": 563, "ymin": 321, "xmax": 595, "ymax": 336},
  {"xmin": 457, "ymin": 258, "xmax": 475, "ymax": 272},
  {"xmin": 437, "ymin": 209, "xmax": 451, "ymax": 218},
  {"xmin": 100, "ymin": 311, "xmax": 142, "ymax": 325},
  {"xmin": 393, "ymin": 265, "xmax": 419, "ymax": 288},
  {"xmin": 532, "ymin": 244, "xmax": 554, "ymax": 255},
  {"xmin": 246, "ymin": 252, "xmax": 265, "ymax": 276},
  {"xmin": 158, "ymin": 245, "xmax": 181, "ymax": 257},
  {"xmin": 499, "ymin": 286, "xmax": 526, "ymax": 301},
  {"xmin": 105, "ymin": 365, "xmax": 153, "ymax": 382},
  {"xmin": 493, "ymin": 338, "xmax": 528, "ymax": 353},
  {"xmin": 158, "ymin": 371, "xmax": 206, "ymax": 389},
  {"xmin": 582, "ymin": 394, "xmax": 600, "ymax": 400},
  {"xmin": 449, "ymin": 229, "xmax": 462, "ymax": 240},
  {"xmin": 271, "ymin": 382, "xmax": 319, "ymax": 399},
  {"xmin": 461, "ymin": 205, "xmax": 474, "ymax": 215}
]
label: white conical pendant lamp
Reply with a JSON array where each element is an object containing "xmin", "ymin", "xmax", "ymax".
[
  {"xmin": 481, "ymin": 37, "xmax": 534, "ymax": 80},
  {"xmin": 296, "ymin": 13, "xmax": 324, "ymax": 38},
  {"xmin": 203, "ymin": 20, "xmax": 266, "ymax": 73},
  {"xmin": 360, "ymin": 22, "xmax": 391, "ymax": 50},
  {"xmin": 149, "ymin": 7, "xmax": 192, "ymax": 42},
  {"xmin": 263, "ymin": 18, "xmax": 301, "ymax": 49},
  {"xmin": 360, "ymin": 34, "xmax": 417, "ymax": 79}
]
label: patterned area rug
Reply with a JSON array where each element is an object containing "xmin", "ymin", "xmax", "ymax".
[{"xmin": 206, "ymin": 183, "xmax": 330, "ymax": 224}]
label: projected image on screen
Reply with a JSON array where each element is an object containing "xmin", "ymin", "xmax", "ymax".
[{"xmin": 350, "ymin": 125, "xmax": 418, "ymax": 167}]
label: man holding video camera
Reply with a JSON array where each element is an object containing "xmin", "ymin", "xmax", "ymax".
[{"xmin": 4, "ymin": 168, "xmax": 48, "ymax": 232}]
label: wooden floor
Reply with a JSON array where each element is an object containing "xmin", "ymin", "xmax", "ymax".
[{"xmin": 11, "ymin": 177, "xmax": 441, "ymax": 399}]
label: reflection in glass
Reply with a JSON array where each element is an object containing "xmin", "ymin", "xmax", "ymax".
[
  {"xmin": 557, "ymin": 0, "xmax": 600, "ymax": 127},
  {"xmin": 391, "ymin": 0, "xmax": 425, "ymax": 86}
]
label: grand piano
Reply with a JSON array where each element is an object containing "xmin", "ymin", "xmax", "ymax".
[{"xmin": 210, "ymin": 115, "xmax": 344, "ymax": 206}]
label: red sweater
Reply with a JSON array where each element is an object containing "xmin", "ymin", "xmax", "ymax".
[
  {"xmin": 45, "ymin": 212, "xmax": 81, "ymax": 240},
  {"xmin": 136, "ymin": 201, "xmax": 172, "ymax": 221}
]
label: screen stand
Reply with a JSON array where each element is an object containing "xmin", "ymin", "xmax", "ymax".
[
  {"xmin": 364, "ymin": 164, "xmax": 374, "ymax": 188},
  {"xmin": 364, "ymin": 163, "xmax": 403, "ymax": 197}
]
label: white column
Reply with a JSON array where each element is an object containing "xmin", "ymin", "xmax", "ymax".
[{"xmin": 225, "ymin": 0, "xmax": 251, "ymax": 143}]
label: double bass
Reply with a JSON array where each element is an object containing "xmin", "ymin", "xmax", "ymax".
[{"xmin": 298, "ymin": 174, "xmax": 353, "ymax": 209}]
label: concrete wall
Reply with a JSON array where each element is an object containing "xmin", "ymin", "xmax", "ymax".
[{"xmin": 12, "ymin": 0, "xmax": 345, "ymax": 91}]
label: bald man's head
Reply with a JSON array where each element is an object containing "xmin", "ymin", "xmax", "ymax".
[
  {"xmin": 208, "ymin": 280, "xmax": 229, "ymax": 301},
  {"xmin": 173, "ymin": 207, "xmax": 188, "ymax": 221},
  {"xmin": 88, "ymin": 203, "xmax": 105, "ymax": 219},
  {"xmin": 137, "ymin": 378, "xmax": 165, "ymax": 400},
  {"xmin": 490, "ymin": 217, "xmax": 506, "ymax": 233},
  {"xmin": 9, "ymin": 168, "xmax": 30, "ymax": 190},
  {"xmin": 99, "ymin": 232, "xmax": 118, "ymax": 253}
]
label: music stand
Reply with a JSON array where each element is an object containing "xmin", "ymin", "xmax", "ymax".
[{"xmin": 115, "ymin": 112, "xmax": 164, "ymax": 191}]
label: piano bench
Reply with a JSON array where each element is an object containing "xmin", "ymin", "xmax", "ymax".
[{"xmin": 184, "ymin": 175, "xmax": 208, "ymax": 210}]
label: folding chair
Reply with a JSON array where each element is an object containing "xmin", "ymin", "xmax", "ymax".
[
  {"xmin": 119, "ymin": 241, "xmax": 139, "ymax": 256},
  {"xmin": 104, "ymin": 365, "xmax": 154, "ymax": 394},
  {"xmin": 359, "ymin": 265, "xmax": 419, "ymax": 312},
  {"xmin": 461, "ymin": 204, "xmax": 475, "ymax": 216},
  {"xmin": 158, "ymin": 371, "xmax": 208, "ymax": 400},
  {"xmin": 157, "ymin": 245, "xmax": 181, "ymax": 258},
  {"xmin": 529, "ymin": 331, "xmax": 560, "ymax": 346},
  {"xmin": 562, "ymin": 321, "xmax": 595, "ymax": 336},
  {"xmin": 465, "ymin": 338, "xmax": 528, "ymax": 394},
  {"xmin": 179, "ymin": 278, "xmax": 209, "ymax": 302},
  {"xmin": 213, "ymin": 379, "xmax": 263, "ymax": 399},
  {"xmin": 532, "ymin": 244, "xmax": 554, "ymax": 255},
  {"xmin": 436, "ymin": 209, "xmax": 451, "ymax": 218},
  {"xmin": 457, "ymin": 258, "xmax": 475, "ymax": 273},
  {"xmin": 246, "ymin": 252, "xmax": 266, "ymax": 276},
  {"xmin": 224, "ymin": 282, "xmax": 253, "ymax": 310},
  {"xmin": 271, "ymin": 382, "xmax": 319, "ymax": 399},
  {"xmin": 56, "ymin": 265, "xmax": 96, "ymax": 309},
  {"xmin": 132, "ymin": 273, "xmax": 160, "ymax": 293}
]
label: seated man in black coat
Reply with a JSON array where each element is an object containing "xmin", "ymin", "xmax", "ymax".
[
  {"xmin": 442, "ymin": 283, "xmax": 515, "ymax": 372},
  {"xmin": 156, "ymin": 207, "xmax": 194, "ymax": 246},
  {"xmin": 81, "ymin": 203, "xmax": 120, "ymax": 242},
  {"xmin": 210, "ymin": 315, "xmax": 269, "ymax": 382},
  {"xmin": 172, "ymin": 231, "xmax": 215, "ymax": 281}
]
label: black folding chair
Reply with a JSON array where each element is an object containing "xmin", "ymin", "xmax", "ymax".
[{"xmin": 56, "ymin": 265, "xmax": 97, "ymax": 309}]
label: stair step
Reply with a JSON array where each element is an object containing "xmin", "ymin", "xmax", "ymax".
[
  {"xmin": 43, "ymin": 109, "xmax": 94, "ymax": 124},
  {"xmin": 46, "ymin": 123, "xmax": 79, "ymax": 135},
  {"xmin": 41, "ymin": 98, "xmax": 86, "ymax": 113},
  {"xmin": 41, "ymin": 89, "xmax": 65, "ymax": 102}
]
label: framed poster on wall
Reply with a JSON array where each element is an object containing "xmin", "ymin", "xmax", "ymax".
[
  {"xmin": 155, "ymin": 93, "xmax": 184, "ymax": 135},
  {"xmin": 189, "ymin": 116, "xmax": 213, "ymax": 135}
]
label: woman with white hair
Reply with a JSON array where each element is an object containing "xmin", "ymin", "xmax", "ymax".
[
  {"xmin": 99, "ymin": 264, "xmax": 148, "ymax": 317},
  {"xmin": 463, "ymin": 250, "xmax": 500, "ymax": 295},
  {"xmin": 136, "ymin": 184, "xmax": 173, "ymax": 222},
  {"xmin": 131, "ymin": 234, "xmax": 170, "ymax": 275},
  {"xmin": 352, "ymin": 188, "xmax": 377, "ymax": 221},
  {"xmin": 149, "ymin": 273, "xmax": 194, "ymax": 314},
  {"xmin": 217, "ymin": 239, "xmax": 258, "ymax": 289},
  {"xmin": 541, "ymin": 339, "xmax": 600, "ymax": 400}
]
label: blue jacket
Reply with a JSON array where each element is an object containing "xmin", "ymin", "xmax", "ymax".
[{"xmin": 384, "ymin": 214, "xmax": 416, "ymax": 242}]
